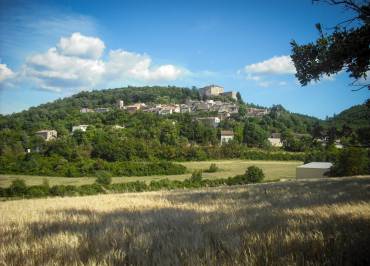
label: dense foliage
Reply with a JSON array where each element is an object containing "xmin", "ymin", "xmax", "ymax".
[
  {"xmin": 329, "ymin": 147, "xmax": 370, "ymax": 176},
  {"xmin": 291, "ymin": 0, "xmax": 370, "ymax": 88},
  {"xmin": 0, "ymin": 86, "xmax": 368, "ymax": 177}
]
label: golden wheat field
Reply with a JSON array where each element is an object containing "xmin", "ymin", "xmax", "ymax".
[{"xmin": 1, "ymin": 176, "xmax": 370, "ymax": 265}]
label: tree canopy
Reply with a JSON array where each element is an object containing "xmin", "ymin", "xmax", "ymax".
[{"xmin": 290, "ymin": 0, "xmax": 370, "ymax": 89}]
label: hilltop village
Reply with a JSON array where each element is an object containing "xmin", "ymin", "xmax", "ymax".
[{"xmin": 35, "ymin": 85, "xmax": 277, "ymax": 146}]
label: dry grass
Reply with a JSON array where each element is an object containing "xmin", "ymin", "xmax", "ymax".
[
  {"xmin": 1, "ymin": 176, "xmax": 369, "ymax": 265},
  {"xmin": 0, "ymin": 159, "xmax": 301, "ymax": 187}
]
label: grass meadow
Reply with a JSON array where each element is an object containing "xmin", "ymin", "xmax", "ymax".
[
  {"xmin": 1, "ymin": 176, "xmax": 369, "ymax": 265},
  {"xmin": 0, "ymin": 159, "xmax": 301, "ymax": 187}
]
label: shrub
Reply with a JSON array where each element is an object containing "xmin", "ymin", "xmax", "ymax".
[
  {"xmin": 205, "ymin": 163, "xmax": 219, "ymax": 173},
  {"xmin": 244, "ymin": 166, "xmax": 265, "ymax": 183},
  {"xmin": 78, "ymin": 184, "xmax": 104, "ymax": 195},
  {"xmin": 26, "ymin": 185, "xmax": 49, "ymax": 198},
  {"xmin": 9, "ymin": 179, "xmax": 27, "ymax": 196},
  {"xmin": 95, "ymin": 170, "xmax": 112, "ymax": 185},
  {"xmin": 0, "ymin": 187, "xmax": 6, "ymax": 197},
  {"xmin": 190, "ymin": 170, "xmax": 203, "ymax": 182}
]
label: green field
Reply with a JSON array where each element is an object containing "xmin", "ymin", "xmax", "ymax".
[{"xmin": 0, "ymin": 160, "xmax": 302, "ymax": 188}]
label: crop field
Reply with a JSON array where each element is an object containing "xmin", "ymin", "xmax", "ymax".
[
  {"xmin": 0, "ymin": 176, "xmax": 369, "ymax": 265},
  {"xmin": 0, "ymin": 160, "xmax": 301, "ymax": 187}
]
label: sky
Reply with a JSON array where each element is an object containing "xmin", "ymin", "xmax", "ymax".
[{"xmin": 0, "ymin": 0, "xmax": 369, "ymax": 119}]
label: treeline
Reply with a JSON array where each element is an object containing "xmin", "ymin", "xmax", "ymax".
[
  {"xmin": 0, "ymin": 166, "xmax": 266, "ymax": 199},
  {"xmin": 0, "ymin": 145, "xmax": 303, "ymax": 177},
  {"xmin": 0, "ymin": 155, "xmax": 186, "ymax": 177}
]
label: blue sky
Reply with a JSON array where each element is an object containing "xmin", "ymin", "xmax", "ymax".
[{"xmin": 0, "ymin": 0, "xmax": 368, "ymax": 118}]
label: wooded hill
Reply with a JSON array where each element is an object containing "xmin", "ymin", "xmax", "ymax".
[{"xmin": 0, "ymin": 86, "xmax": 368, "ymax": 177}]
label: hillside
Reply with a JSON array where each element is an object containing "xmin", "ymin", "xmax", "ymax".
[
  {"xmin": 0, "ymin": 86, "xmax": 318, "ymax": 134},
  {"xmin": 1, "ymin": 176, "xmax": 369, "ymax": 265},
  {"xmin": 327, "ymin": 102, "xmax": 370, "ymax": 129},
  {"xmin": 0, "ymin": 86, "xmax": 368, "ymax": 178}
]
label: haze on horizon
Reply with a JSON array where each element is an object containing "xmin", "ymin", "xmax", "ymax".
[{"xmin": 0, "ymin": 0, "xmax": 369, "ymax": 119}]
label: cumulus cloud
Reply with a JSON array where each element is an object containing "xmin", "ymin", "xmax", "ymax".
[
  {"xmin": 105, "ymin": 49, "xmax": 184, "ymax": 81},
  {"xmin": 23, "ymin": 47, "xmax": 105, "ymax": 91},
  {"xmin": 57, "ymin": 32, "xmax": 105, "ymax": 59},
  {"xmin": 0, "ymin": 63, "xmax": 14, "ymax": 82},
  {"xmin": 238, "ymin": 55, "xmax": 296, "ymax": 88},
  {"xmin": 2, "ymin": 33, "xmax": 186, "ymax": 92},
  {"xmin": 244, "ymin": 55, "xmax": 296, "ymax": 75}
]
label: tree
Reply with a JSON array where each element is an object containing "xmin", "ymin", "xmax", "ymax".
[
  {"xmin": 311, "ymin": 122, "xmax": 325, "ymax": 139},
  {"xmin": 243, "ymin": 122, "xmax": 268, "ymax": 147},
  {"xmin": 236, "ymin": 92, "xmax": 245, "ymax": 104},
  {"xmin": 290, "ymin": 0, "xmax": 370, "ymax": 89},
  {"xmin": 329, "ymin": 147, "xmax": 369, "ymax": 176}
]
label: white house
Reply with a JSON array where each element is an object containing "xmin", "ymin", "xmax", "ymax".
[
  {"xmin": 197, "ymin": 117, "xmax": 220, "ymax": 128},
  {"xmin": 268, "ymin": 133, "xmax": 283, "ymax": 147},
  {"xmin": 296, "ymin": 162, "xmax": 333, "ymax": 179},
  {"xmin": 112, "ymin": 125, "xmax": 125, "ymax": 129},
  {"xmin": 80, "ymin": 108, "xmax": 94, "ymax": 113},
  {"xmin": 72, "ymin": 125, "xmax": 89, "ymax": 133},
  {"xmin": 95, "ymin": 107, "xmax": 110, "ymax": 113},
  {"xmin": 35, "ymin": 130, "xmax": 57, "ymax": 141},
  {"xmin": 220, "ymin": 130, "xmax": 234, "ymax": 144},
  {"xmin": 221, "ymin": 91, "xmax": 237, "ymax": 100}
]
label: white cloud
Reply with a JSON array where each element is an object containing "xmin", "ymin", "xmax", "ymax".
[
  {"xmin": 23, "ymin": 47, "xmax": 105, "ymax": 91},
  {"xmin": 4, "ymin": 33, "xmax": 186, "ymax": 92},
  {"xmin": 244, "ymin": 55, "xmax": 296, "ymax": 75},
  {"xmin": 0, "ymin": 63, "xmax": 14, "ymax": 82},
  {"xmin": 238, "ymin": 55, "xmax": 296, "ymax": 88},
  {"xmin": 57, "ymin": 32, "xmax": 105, "ymax": 59},
  {"xmin": 105, "ymin": 49, "xmax": 184, "ymax": 81}
]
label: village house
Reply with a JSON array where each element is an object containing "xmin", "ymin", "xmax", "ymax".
[
  {"xmin": 126, "ymin": 103, "xmax": 146, "ymax": 113},
  {"xmin": 222, "ymin": 91, "xmax": 237, "ymax": 100},
  {"xmin": 35, "ymin": 130, "xmax": 57, "ymax": 141},
  {"xmin": 80, "ymin": 108, "xmax": 94, "ymax": 113},
  {"xmin": 72, "ymin": 125, "xmax": 89, "ymax": 133},
  {"xmin": 95, "ymin": 107, "xmax": 110, "ymax": 113},
  {"xmin": 197, "ymin": 117, "xmax": 221, "ymax": 128},
  {"xmin": 268, "ymin": 133, "xmax": 283, "ymax": 147},
  {"xmin": 112, "ymin": 125, "xmax": 125, "ymax": 129},
  {"xmin": 220, "ymin": 130, "xmax": 234, "ymax": 144},
  {"xmin": 180, "ymin": 104, "xmax": 192, "ymax": 113},
  {"xmin": 194, "ymin": 102, "xmax": 210, "ymax": 112},
  {"xmin": 245, "ymin": 108, "xmax": 269, "ymax": 117},
  {"xmin": 217, "ymin": 103, "xmax": 239, "ymax": 114},
  {"xmin": 158, "ymin": 108, "xmax": 173, "ymax": 115}
]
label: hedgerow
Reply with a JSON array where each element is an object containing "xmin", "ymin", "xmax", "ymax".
[{"xmin": 1, "ymin": 166, "xmax": 266, "ymax": 199}]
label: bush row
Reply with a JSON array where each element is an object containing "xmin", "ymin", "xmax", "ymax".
[
  {"xmin": 0, "ymin": 155, "xmax": 186, "ymax": 177},
  {"xmin": 0, "ymin": 167, "xmax": 265, "ymax": 199}
]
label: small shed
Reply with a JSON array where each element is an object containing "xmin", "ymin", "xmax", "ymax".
[
  {"xmin": 220, "ymin": 130, "xmax": 234, "ymax": 145},
  {"xmin": 296, "ymin": 162, "xmax": 333, "ymax": 179}
]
